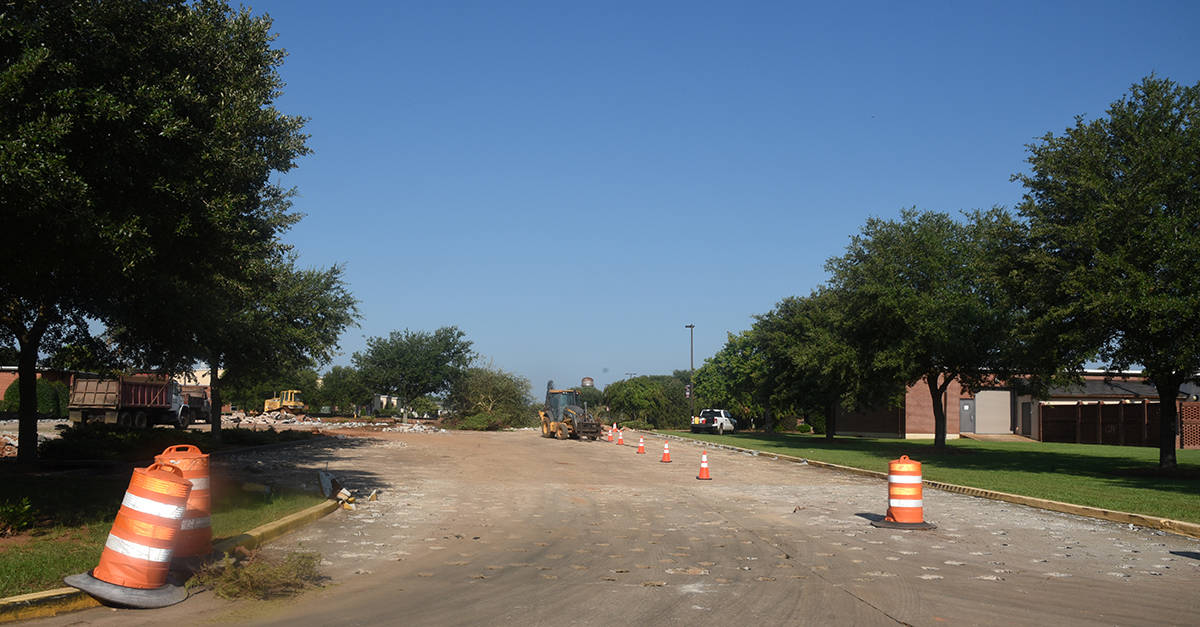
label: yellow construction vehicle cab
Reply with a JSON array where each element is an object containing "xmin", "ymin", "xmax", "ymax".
[
  {"xmin": 264, "ymin": 389, "xmax": 305, "ymax": 413},
  {"xmin": 539, "ymin": 380, "xmax": 601, "ymax": 440}
]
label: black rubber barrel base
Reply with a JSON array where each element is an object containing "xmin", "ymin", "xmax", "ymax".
[
  {"xmin": 870, "ymin": 520, "xmax": 937, "ymax": 530},
  {"xmin": 64, "ymin": 571, "xmax": 188, "ymax": 609}
]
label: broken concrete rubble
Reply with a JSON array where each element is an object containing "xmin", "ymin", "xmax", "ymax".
[{"xmin": 227, "ymin": 411, "xmax": 447, "ymax": 433}]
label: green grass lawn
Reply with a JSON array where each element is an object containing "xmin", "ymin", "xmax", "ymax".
[
  {"xmin": 0, "ymin": 487, "xmax": 324, "ymax": 598},
  {"xmin": 670, "ymin": 431, "xmax": 1200, "ymax": 524}
]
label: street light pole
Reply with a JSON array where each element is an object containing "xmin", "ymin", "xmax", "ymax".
[{"xmin": 685, "ymin": 323, "xmax": 695, "ymax": 419}]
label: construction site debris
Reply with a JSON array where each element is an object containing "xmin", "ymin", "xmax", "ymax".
[
  {"xmin": 0, "ymin": 430, "xmax": 51, "ymax": 458},
  {"xmin": 228, "ymin": 410, "xmax": 447, "ymax": 433}
]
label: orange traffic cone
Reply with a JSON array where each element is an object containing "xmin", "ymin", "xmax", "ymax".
[
  {"xmin": 660, "ymin": 440, "xmax": 672, "ymax": 463},
  {"xmin": 64, "ymin": 463, "xmax": 192, "ymax": 608},
  {"xmin": 607, "ymin": 426, "xmax": 614, "ymax": 442},
  {"xmin": 154, "ymin": 445, "xmax": 211, "ymax": 560},
  {"xmin": 637, "ymin": 437, "xmax": 646, "ymax": 454},
  {"xmin": 617, "ymin": 429, "xmax": 624, "ymax": 446},
  {"xmin": 697, "ymin": 450, "xmax": 712, "ymax": 480}
]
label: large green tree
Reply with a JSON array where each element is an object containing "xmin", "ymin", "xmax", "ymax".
[
  {"xmin": 1, "ymin": 1, "xmax": 315, "ymax": 460},
  {"xmin": 319, "ymin": 365, "xmax": 372, "ymax": 416},
  {"xmin": 753, "ymin": 288, "xmax": 883, "ymax": 438},
  {"xmin": 826, "ymin": 209, "xmax": 1019, "ymax": 450},
  {"xmin": 603, "ymin": 375, "xmax": 688, "ymax": 428},
  {"xmin": 353, "ymin": 327, "xmax": 475, "ymax": 407},
  {"xmin": 446, "ymin": 364, "xmax": 532, "ymax": 425},
  {"xmin": 1016, "ymin": 75, "xmax": 1200, "ymax": 470},
  {"xmin": 692, "ymin": 331, "xmax": 767, "ymax": 427}
]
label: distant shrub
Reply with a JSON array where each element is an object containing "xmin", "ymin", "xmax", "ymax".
[
  {"xmin": 38, "ymin": 423, "xmax": 314, "ymax": 461},
  {"xmin": 457, "ymin": 413, "xmax": 501, "ymax": 431},
  {"xmin": 3, "ymin": 379, "xmax": 69, "ymax": 418},
  {"xmin": 803, "ymin": 413, "xmax": 826, "ymax": 434},
  {"xmin": 618, "ymin": 419, "xmax": 653, "ymax": 431}
]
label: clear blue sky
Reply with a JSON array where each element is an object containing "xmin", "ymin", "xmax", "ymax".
[{"xmin": 248, "ymin": 0, "xmax": 1200, "ymax": 392}]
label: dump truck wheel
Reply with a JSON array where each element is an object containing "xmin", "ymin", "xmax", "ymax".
[
  {"xmin": 133, "ymin": 411, "xmax": 148, "ymax": 429},
  {"xmin": 118, "ymin": 411, "xmax": 132, "ymax": 427}
]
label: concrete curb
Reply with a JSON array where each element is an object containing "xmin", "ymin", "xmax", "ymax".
[
  {"xmin": 645, "ymin": 430, "xmax": 1200, "ymax": 540},
  {"xmin": 0, "ymin": 499, "xmax": 341, "ymax": 624}
]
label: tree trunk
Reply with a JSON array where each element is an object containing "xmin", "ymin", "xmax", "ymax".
[
  {"xmin": 927, "ymin": 374, "xmax": 947, "ymax": 451},
  {"xmin": 16, "ymin": 337, "xmax": 40, "ymax": 463},
  {"xmin": 825, "ymin": 400, "xmax": 837, "ymax": 440},
  {"xmin": 1153, "ymin": 378, "xmax": 1180, "ymax": 470},
  {"xmin": 15, "ymin": 314, "xmax": 49, "ymax": 464},
  {"xmin": 208, "ymin": 358, "xmax": 222, "ymax": 444}
]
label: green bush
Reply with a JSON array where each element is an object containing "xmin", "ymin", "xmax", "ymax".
[
  {"xmin": 38, "ymin": 423, "xmax": 315, "ymax": 462},
  {"xmin": 618, "ymin": 419, "xmax": 653, "ymax": 431},
  {"xmin": 0, "ymin": 497, "xmax": 37, "ymax": 537},
  {"xmin": 796, "ymin": 423, "xmax": 813, "ymax": 434},
  {"xmin": 803, "ymin": 413, "xmax": 826, "ymax": 434},
  {"xmin": 456, "ymin": 413, "xmax": 501, "ymax": 430},
  {"xmin": 3, "ymin": 379, "xmax": 69, "ymax": 418}
]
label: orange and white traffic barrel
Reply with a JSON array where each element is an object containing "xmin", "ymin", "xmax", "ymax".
[
  {"xmin": 155, "ymin": 444, "xmax": 211, "ymax": 559},
  {"xmin": 64, "ymin": 463, "xmax": 193, "ymax": 607},
  {"xmin": 870, "ymin": 455, "xmax": 935, "ymax": 530}
]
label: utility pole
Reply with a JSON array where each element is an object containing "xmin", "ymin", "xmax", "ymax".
[{"xmin": 685, "ymin": 323, "xmax": 695, "ymax": 419}]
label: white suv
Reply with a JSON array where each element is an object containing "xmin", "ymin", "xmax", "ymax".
[{"xmin": 691, "ymin": 408, "xmax": 737, "ymax": 435}]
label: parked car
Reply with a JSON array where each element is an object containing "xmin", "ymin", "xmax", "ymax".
[{"xmin": 691, "ymin": 408, "xmax": 737, "ymax": 434}]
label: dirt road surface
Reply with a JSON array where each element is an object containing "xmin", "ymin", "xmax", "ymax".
[{"xmin": 27, "ymin": 430, "xmax": 1200, "ymax": 626}]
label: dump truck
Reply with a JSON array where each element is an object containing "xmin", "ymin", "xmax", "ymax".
[
  {"xmin": 264, "ymin": 389, "xmax": 305, "ymax": 414},
  {"xmin": 539, "ymin": 380, "xmax": 601, "ymax": 440},
  {"xmin": 68, "ymin": 375, "xmax": 201, "ymax": 429}
]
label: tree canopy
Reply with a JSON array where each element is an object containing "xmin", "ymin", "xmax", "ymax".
[
  {"xmin": 0, "ymin": 1, "xmax": 350, "ymax": 458},
  {"xmin": 1016, "ymin": 75, "xmax": 1200, "ymax": 469},
  {"xmin": 603, "ymin": 375, "xmax": 688, "ymax": 428},
  {"xmin": 824, "ymin": 209, "xmax": 1020, "ymax": 449},
  {"xmin": 353, "ymin": 327, "xmax": 474, "ymax": 407},
  {"xmin": 692, "ymin": 331, "xmax": 766, "ymax": 426},
  {"xmin": 446, "ymin": 364, "xmax": 532, "ymax": 427}
]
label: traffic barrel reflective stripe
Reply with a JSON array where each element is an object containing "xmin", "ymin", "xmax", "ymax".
[
  {"xmin": 92, "ymin": 463, "xmax": 191, "ymax": 589},
  {"xmin": 884, "ymin": 455, "xmax": 926, "ymax": 524},
  {"xmin": 155, "ymin": 444, "xmax": 212, "ymax": 558}
]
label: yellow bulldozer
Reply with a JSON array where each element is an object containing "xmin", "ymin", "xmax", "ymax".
[
  {"xmin": 539, "ymin": 380, "xmax": 601, "ymax": 440},
  {"xmin": 264, "ymin": 389, "xmax": 305, "ymax": 414}
]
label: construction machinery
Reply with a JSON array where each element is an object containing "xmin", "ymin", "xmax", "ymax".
[
  {"xmin": 539, "ymin": 380, "xmax": 601, "ymax": 440},
  {"xmin": 264, "ymin": 389, "xmax": 305, "ymax": 414},
  {"xmin": 68, "ymin": 375, "xmax": 203, "ymax": 429}
]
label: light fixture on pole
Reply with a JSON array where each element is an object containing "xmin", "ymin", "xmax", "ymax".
[{"xmin": 685, "ymin": 323, "xmax": 695, "ymax": 420}]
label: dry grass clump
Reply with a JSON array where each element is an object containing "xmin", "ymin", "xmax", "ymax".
[{"xmin": 189, "ymin": 550, "xmax": 323, "ymax": 600}]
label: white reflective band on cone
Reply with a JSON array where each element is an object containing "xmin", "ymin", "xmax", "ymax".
[
  {"xmin": 889, "ymin": 499, "xmax": 923, "ymax": 508},
  {"xmin": 122, "ymin": 493, "xmax": 185, "ymax": 520},
  {"xmin": 188, "ymin": 477, "xmax": 210, "ymax": 490},
  {"xmin": 105, "ymin": 533, "xmax": 173, "ymax": 563},
  {"xmin": 180, "ymin": 515, "xmax": 212, "ymax": 530},
  {"xmin": 887, "ymin": 475, "xmax": 922, "ymax": 484}
]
